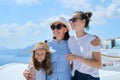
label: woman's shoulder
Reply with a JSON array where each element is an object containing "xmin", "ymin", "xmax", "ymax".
[{"xmin": 44, "ymin": 39, "xmax": 54, "ymax": 44}]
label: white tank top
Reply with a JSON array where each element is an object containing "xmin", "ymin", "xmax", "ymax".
[{"xmin": 34, "ymin": 68, "xmax": 46, "ymax": 80}]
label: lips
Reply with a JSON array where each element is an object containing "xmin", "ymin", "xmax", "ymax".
[{"xmin": 71, "ymin": 24, "xmax": 76, "ymax": 29}]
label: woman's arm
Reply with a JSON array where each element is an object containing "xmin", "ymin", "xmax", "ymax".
[
  {"xmin": 23, "ymin": 60, "xmax": 34, "ymax": 80},
  {"xmin": 29, "ymin": 67, "xmax": 35, "ymax": 80},
  {"xmin": 23, "ymin": 69, "xmax": 32, "ymax": 80},
  {"xmin": 91, "ymin": 35, "xmax": 101, "ymax": 46}
]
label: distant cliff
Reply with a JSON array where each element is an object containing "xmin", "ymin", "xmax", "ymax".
[{"xmin": 0, "ymin": 44, "xmax": 34, "ymax": 57}]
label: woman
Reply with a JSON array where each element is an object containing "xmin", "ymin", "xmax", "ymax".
[
  {"xmin": 66, "ymin": 11, "xmax": 101, "ymax": 80},
  {"xmin": 46, "ymin": 17, "xmax": 72, "ymax": 80}
]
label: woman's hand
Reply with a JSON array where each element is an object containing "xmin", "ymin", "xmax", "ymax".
[
  {"xmin": 23, "ymin": 69, "xmax": 32, "ymax": 80},
  {"xmin": 91, "ymin": 35, "xmax": 101, "ymax": 46}
]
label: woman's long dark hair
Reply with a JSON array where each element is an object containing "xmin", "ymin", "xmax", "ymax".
[{"xmin": 63, "ymin": 31, "xmax": 70, "ymax": 40}]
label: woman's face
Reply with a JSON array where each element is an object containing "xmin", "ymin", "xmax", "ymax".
[
  {"xmin": 69, "ymin": 13, "xmax": 84, "ymax": 31},
  {"xmin": 51, "ymin": 22, "xmax": 68, "ymax": 41},
  {"xmin": 34, "ymin": 50, "xmax": 46, "ymax": 62}
]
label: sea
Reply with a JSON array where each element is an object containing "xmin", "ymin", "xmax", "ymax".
[{"xmin": 0, "ymin": 54, "xmax": 30, "ymax": 66}]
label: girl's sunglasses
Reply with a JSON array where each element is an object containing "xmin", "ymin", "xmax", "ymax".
[
  {"xmin": 69, "ymin": 17, "xmax": 82, "ymax": 23},
  {"xmin": 51, "ymin": 24, "xmax": 65, "ymax": 30}
]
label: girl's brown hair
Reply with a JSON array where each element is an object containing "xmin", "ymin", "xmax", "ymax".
[
  {"xmin": 32, "ymin": 51, "xmax": 52, "ymax": 75},
  {"xmin": 74, "ymin": 11, "xmax": 92, "ymax": 28}
]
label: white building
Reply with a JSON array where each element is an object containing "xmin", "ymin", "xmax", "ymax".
[
  {"xmin": 115, "ymin": 37, "xmax": 120, "ymax": 49},
  {"xmin": 102, "ymin": 39, "xmax": 115, "ymax": 49}
]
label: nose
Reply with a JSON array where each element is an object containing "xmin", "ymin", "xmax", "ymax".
[
  {"xmin": 69, "ymin": 21, "xmax": 73, "ymax": 23},
  {"xmin": 69, "ymin": 21, "xmax": 74, "ymax": 25}
]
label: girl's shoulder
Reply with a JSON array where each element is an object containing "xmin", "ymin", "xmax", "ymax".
[
  {"xmin": 86, "ymin": 33, "xmax": 96, "ymax": 40},
  {"xmin": 69, "ymin": 35, "xmax": 76, "ymax": 41}
]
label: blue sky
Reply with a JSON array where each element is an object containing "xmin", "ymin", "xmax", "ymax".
[{"xmin": 0, "ymin": 0, "xmax": 120, "ymax": 49}]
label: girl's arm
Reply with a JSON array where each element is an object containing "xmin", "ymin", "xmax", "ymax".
[
  {"xmin": 66, "ymin": 52, "xmax": 101, "ymax": 69},
  {"xmin": 78, "ymin": 52, "xmax": 101, "ymax": 68}
]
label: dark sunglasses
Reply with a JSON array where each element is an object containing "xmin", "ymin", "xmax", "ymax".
[
  {"xmin": 51, "ymin": 24, "xmax": 65, "ymax": 30},
  {"xmin": 69, "ymin": 17, "xmax": 82, "ymax": 23}
]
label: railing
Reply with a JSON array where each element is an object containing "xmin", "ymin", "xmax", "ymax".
[
  {"xmin": 101, "ymin": 53, "xmax": 120, "ymax": 60},
  {"xmin": 101, "ymin": 49, "xmax": 120, "ymax": 71}
]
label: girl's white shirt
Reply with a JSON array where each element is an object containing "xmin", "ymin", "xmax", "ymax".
[
  {"xmin": 68, "ymin": 33, "xmax": 101, "ymax": 77},
  {"xmin": 31, "ymin": 68, "xmax": 46, "ymax": 80}
]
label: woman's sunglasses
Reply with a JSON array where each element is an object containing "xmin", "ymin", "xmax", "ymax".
[
  {"xmin": 69, "ymin": 17, "xmax": 82, "ymax": 23},
  {"xmin": 51, "ymin": 24, "xmax": 65, "ymax": 30}
]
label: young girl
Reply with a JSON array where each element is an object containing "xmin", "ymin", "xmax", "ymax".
[
  {"xmin": 66, "ymin": 11, "xmax": 101, "ymax": 80},
  {"xmin": 25, "ymin": 42, "xmax": 52, "ymax": 80}
]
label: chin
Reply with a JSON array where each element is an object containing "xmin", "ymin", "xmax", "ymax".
[
  {"xmin": 72, "ymin": 28, "xmax": 75, "ymax": 30},
  {"xmin": 38, "ymin": 60, "xmax": 43, "ymax": 62}
]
